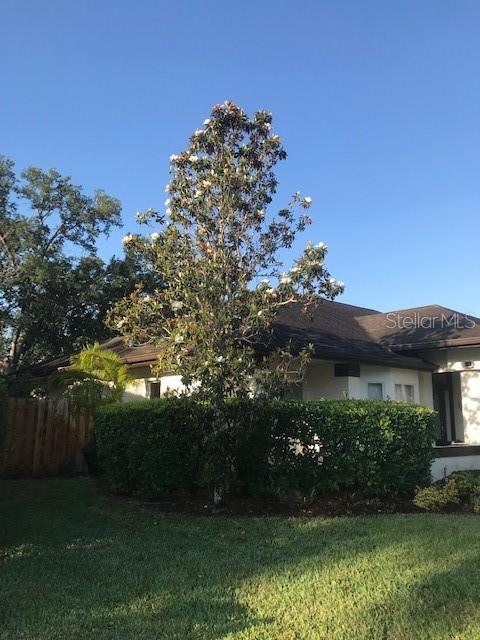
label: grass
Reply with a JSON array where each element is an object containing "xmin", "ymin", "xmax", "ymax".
[{"xmin": 2, "ymin": 481, "xmax": 480, "ymax": 639}]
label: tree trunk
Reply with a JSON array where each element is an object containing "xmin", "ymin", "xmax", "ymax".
[
  {"xmin": 213, "ymin": 485, "xmax": 224, "ymax": 505},
  {"xmin": 212, "ymin": 396, "xmax": 228, "ymax": 505},
  {"xmin": 3, "ymin": 328, "xmax": 24, "ymax": 375}
]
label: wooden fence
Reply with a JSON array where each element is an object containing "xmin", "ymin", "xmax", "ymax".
[{"xmin": 1, "ymin": 398, "xmax": 93, "ymax": 478}]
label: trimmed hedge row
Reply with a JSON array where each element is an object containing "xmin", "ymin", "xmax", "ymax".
[{"xmin": 95, "ymin": 398, "xmax": 436, "ymax": 497}]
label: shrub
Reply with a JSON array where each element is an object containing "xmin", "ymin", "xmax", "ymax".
[
  {"xmin": 473, "ymin": 495, "xmax": 480, "ymax": 515},
  {"xmin": 95, "ymin": 398, "xmax": 436, "ymax": 497},
  {"xmin": 249, "ymin": 399, "xmax": 435, "ymax": 497},
  {"xmin": 414, "ymin": 471, "xmax": 480, "ymax": 513},
  {"xmin": 413, "ymin": 481, "xmax": 461, "ymax": 511},
  {"xmin": 95, "ymin": 397, "xmax": 210, "ymax": 494},
  {"xmin": 449, "ymin": 471, "xmax": 480, "ymax": 498}
]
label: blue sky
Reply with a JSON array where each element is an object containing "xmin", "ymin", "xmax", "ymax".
[{"xmin": 1, "ymin": 0, "xmax": 479, "ymax": 315}]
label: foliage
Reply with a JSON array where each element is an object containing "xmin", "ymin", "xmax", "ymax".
[
  {"xmin": 9, "ymin": 254, "xmax": 161, "ymax": 369},
  {"xmin": 5, "ymin": 478, "xmax": 480, "ymax": 640},
  {"xmin": 0, "ymin": 376, "xmax": 8, "ymax": 444},
  {"xmin": 58, "ymin": 343, "xmax": 131, "ymax": 414},
  {"xmin": 448, "ymin": 470, "xmax": 480, "ymax": 498},
  {"xmin": 95, "ymin": 397, "xmax": 209, "ymax": 494},
  {"xmin": 473, "ymin": 495, "xmax": 480, "ymax": 515},
  {"xmin": 0, "ymin": 155, "xmax": 146, "ymax": 373},
  {"xmin": 71, "ymin": 342, "xmax": 131, "ymax": 387},
  {"xmin": 414, "ymin": 471, "xmax": 480, "ymax": 512},
  {"xmin": 413, "ymin": 481, "xmax": 460, "ymax": 512},
  {"xmin": 95, "ymin": 398, "xmax": 436, "ymax": 497},
  {"xmin": 108, "ymin": 102, "xmax": 344, "ymax": 404}
]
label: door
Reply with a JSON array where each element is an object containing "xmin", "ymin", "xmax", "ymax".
[{"xmin": 432, "ymin": 373, "xmax": 456, "ymax": 444}]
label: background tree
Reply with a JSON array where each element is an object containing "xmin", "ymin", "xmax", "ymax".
[
  {"xmin": 5, "ymin": 253, "xmax": 161, "ymax": 370},
  {"xmin": 109, "ymin": 101, "xmax": 344, "ymax": 499},
  {"xmin": 0, "ymin": 156, "xmax": 158, "ymax": 373}
]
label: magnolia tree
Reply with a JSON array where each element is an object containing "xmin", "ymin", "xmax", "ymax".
[{"xmin": 109, "ymin": 101, "xmax": 343, "ymax": 496}]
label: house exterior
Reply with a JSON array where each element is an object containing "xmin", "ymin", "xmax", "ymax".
[{"xmin": 30, "ymin": 300, "xmax": 480, "ymax": 481}]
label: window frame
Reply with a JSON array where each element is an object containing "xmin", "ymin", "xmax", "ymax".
[
  {"xmin": 147, "ymin": 380, "xmax": 161, "ymax": 399},
  {"xmin": 395, "ymin": 383, "xmax": 415, "ymax": 403},
  {"xmin": 367, "ymin": 382, "xmax": 384, "ymax": 400}
]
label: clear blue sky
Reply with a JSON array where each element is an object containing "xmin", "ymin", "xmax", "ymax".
[{"xmin": 1, "ymin": 0, "xmax": 479, "ymax": 315}]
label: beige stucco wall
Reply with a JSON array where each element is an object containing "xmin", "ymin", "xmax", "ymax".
[
  {"xmin": 418, "ymin": 347, "xmax": 480, "ymax": 373},
  {"xmin": 347, "ymin": 365, "xmax": 422, "ymax": 403},
  {"xmin": 302, "ymin": 361, "xmax": 428, "ymax": 404},
  {"xmin": 123, "ymin": 377, "xmax": 149, "ymax": 401},
  {"xmin": 123, "ymin": 366, "xmax": 151, "ymax": 401},
  {"xmin": 160, "ymin": 375, "xmax": 185, "ymax": 395},
  {"xmin": 302, "ymin": 363, "xmax": 349, "ymax": 400},
  {"xmin": 432, "ymin": 454, "xmax": 480, "ymax": 482},
  {"xmin": 122, "ymin": 359, "xmax": 438, "ymax": 408},
  {"xmin": 419, "ymin": 371, "xmax": 434, "ymax": 408},
  {"xmin": 460, "ymin": 371, "xmax": 480, "ymax": 444},
  {"xmin": 123, "ymin": 366, "xmax": 184, "ymax": 401}
]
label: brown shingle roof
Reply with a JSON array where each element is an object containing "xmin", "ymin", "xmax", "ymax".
[
  {"xmin": 357, "ymin": 305, "xmax": 480, "ymax": 351},
  {"xmin": 269, "ymin": 301, "xmax": 435, "ymax": 370},
  {"xmin": 25, "ymin": 300, "xmax": 480, "ymax": 376},
  {"xmin": 21, "ymin": 336, "xmax": 159, "ymax": 377}
]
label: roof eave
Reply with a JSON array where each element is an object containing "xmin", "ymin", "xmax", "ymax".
[
  {"xmin": 310, "ymin": 352, "xmax": 435, "ymax": 371},
  {"xmin": 390, "ymin": 336, "xmax": 480, "ymax": 352}
]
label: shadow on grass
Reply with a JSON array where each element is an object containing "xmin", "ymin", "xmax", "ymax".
[
  {"xmin": 364, "ymin": 549, "xmax": 480, "ymax": 640},
  {"xmin": 2, "ymin": 479, "xmax": 480, "ymax": 639}
]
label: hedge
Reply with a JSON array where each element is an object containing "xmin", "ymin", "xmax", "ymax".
[
  {"xmin": 95, "ymin": 398, "xmax": 210, "ymax": 495},
  {"xmin": 95, "ymin": 398, "xmax": 436, "ymax": 497}
]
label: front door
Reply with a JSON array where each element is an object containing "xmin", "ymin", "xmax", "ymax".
[{"xmin": 432, "ymin": 373, "xmax": 456, "ymax": 444}]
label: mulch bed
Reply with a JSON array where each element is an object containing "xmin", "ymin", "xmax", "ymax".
[{"xmin": 94, "ymin": 477, "xmax": 416, "ymax": 517}]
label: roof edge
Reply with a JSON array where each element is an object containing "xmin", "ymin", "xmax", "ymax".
[{"xmin": 390, "ymin": 336, "xmax": 480, "ymax": 352}]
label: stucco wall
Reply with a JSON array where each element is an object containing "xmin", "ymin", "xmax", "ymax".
[
  {"xmin": 444, "ymin": 347, "xmax": 480, "ymax": 372},
  {"xmin": 123, "ymin": 366, "xmax": 151, "ymax": 401},
  {"xmin": 123, "ymin": 367, "xmax": 184, "ymax": 401},
  {"xmin": 460, "ymin": 371, "xmax": 480, "ymax": 444},
  {"xmin": 122, "ymin": 360, "xmax": 434, "ymax": 408},
  {"xmin": 419, "ymin": 371, "xmax": 434, "ymax": 408},
  {"xmin": 123, "ymin": 377, "xmax": 148, "ymax": 401},
  {"xmin": 347, "ymin": 366, "xmax": 422, "ymax": 403},
  {"xmin": 417, "ymin": 348, "xmax": 480, "ymax": 443},
  {"xmin": 160, "ymin": 375, "xmax": 184, "ymax": 395},
  {"xmin": 418, "ymin": 347, "xmax": 480, "ymax": 373},
  {"xmin": 302, "ymin": 362, "xmax": 427, "ymax": 404},
  {"xmin": 431, "ymin": 454, "xmax": 480, "ymax": 482},
  {"xmin": 303, "ymin": 363, "xmax": 349, "ymax": 400}
]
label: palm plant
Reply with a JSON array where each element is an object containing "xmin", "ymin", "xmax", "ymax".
[{"xmin": 60, "ymin": 343, "xmax": 131, "ymax": 414}]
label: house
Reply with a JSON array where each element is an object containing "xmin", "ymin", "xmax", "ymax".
[{"xmin": 29, "ymin": 300, "xmax": 480, "ymax": 481}]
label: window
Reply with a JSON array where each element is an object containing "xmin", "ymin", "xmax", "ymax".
[
  {"xmin": 148, "ymin": 381, "xmax": 161, "ymax": 399},
  {"xmin": 405, "ymin": 385, "xmax": 414, "ymax": 403},
  {"xmin": 367, "ymin": 383, "xmax": 383, "ymax": 400},
  {"xmin": 283, "ymin": 383, "xmax": 303, "ymax": 400},
  {"xmin": 395, "ymin": 384, "xmax": 415, "ymax": 403}
]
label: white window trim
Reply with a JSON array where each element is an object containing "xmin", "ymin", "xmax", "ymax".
[
  {"xmin": 367, "ymin": 382, "xmax": 384, "ymax": 400},
  {"xmin": 395, "ymin": 383, "xmax": 415, "ymax": 403}
]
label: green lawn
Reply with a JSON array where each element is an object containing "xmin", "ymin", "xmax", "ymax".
[{"xmin": 2, "ymin": 480, "xmax": 480, "ymax": 640}]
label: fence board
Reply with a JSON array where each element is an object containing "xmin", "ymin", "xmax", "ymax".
[{"xmin": 1, "ymin": 398, "xmax": 93, "ymax": 478}]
